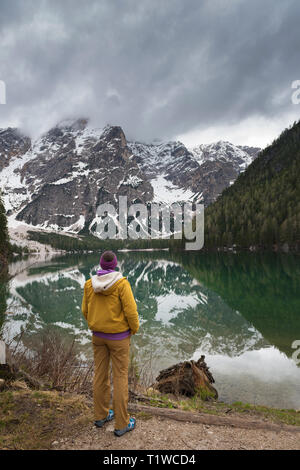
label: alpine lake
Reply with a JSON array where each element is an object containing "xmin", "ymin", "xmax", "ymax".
[{"xmin": 1, "ymin": 250, "xmax": 300, "ymax": 409}]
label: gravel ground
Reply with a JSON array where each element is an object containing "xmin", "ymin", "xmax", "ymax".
[{"xmin": 56, "ymin": 415, "xmax": 300, "ymax": 451}]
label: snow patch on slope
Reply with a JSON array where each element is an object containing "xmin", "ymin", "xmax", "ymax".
[{"xmin": 151, "ymin": 175, "xmax": 196, "ymax": 204}]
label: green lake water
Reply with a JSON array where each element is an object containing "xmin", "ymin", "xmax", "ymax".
[{"xmin": 1, "ymin": 251, "xmax": 300, "ymax": 409}]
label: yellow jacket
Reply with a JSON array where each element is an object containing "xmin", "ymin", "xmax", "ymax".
[{"xmin": 81, "ymin": 272, "xmax": 139, "ymax": 335}]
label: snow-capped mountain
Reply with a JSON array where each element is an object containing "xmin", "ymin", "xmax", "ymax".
[
  {"xmin": 0, "ymin": 119, "xmax": 260, "ymax": 233},
  {"xmin": 189, "ymin": 141, "xmax": 260, "ymax": 171}
]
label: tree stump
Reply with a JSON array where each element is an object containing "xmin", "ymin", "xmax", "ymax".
[{"xmin": 154, "ymin": 356, "xmax": 218, "ymax": 400}]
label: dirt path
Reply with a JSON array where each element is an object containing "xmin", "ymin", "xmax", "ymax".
[
  {"xmin": 56, "ymin": 407, "xmax": 300, "ymax": 451},
  {"xmin": 1, "ymin": 388, "xmax": 299, "ymax": 450}
]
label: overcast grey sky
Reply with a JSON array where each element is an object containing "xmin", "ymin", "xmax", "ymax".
[{"xmin": 0, "ymin": 0, "xmax": 300, "ymax": 148}]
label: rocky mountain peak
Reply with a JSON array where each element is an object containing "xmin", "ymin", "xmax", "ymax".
[
  {"xmin": 189, "ymin": 140, "xmax": 260, "ymax": 172},
  {"xmin": 0, "ymin": 127, "xmax": 31, "ymax": 171},
  {"xmin": 0, "ymin": 119, "xmax": 260, "ymax": 233}
]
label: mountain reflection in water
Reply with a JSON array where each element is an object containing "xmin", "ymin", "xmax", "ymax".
[{"xmin": 1, "ymin": 251, "xmax": 300, "ymax": 409}]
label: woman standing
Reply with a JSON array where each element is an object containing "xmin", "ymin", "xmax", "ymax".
[{"xmin": 81, "ymin": 250, "xmax": 139, "ymax": 436}]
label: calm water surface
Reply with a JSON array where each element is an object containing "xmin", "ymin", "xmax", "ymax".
[{"xmin": 1, "ymin": 251, "xmax": 300, "ymax": 409}]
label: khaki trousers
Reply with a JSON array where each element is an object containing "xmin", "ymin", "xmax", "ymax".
[{"xmin": 92, "ymin": 335, "xmax": 130, "ymax": 430}]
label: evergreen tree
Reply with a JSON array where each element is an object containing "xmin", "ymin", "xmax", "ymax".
[
  {"xmin": 0, "ymin": 192, "xmax": 10, "ymax": 271},
  {"xmin": 204, "ymin": 120, "xmax": 300, "ymax": 250}
]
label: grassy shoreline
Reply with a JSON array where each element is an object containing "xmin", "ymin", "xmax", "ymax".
[
  {"xmin": 144, "ymin": 389, "xmax": 300, "ymax": 426},
  {"xmin": 0, "ymin": 385, "xmax": 299, "ymax": 450},
  {"xmin": 1, "ymin": 331, "xmax": 299, "ymax": 449},
  {"xmin": 27, "ymin": 229, "xmax": 300, "ymax": 254}
]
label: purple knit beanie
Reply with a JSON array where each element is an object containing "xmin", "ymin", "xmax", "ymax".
[{"xmin": 99, "ymin": 251, "xmax": 118, "ymax": 270}]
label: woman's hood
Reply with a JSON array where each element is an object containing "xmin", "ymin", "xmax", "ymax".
[{"xmin": 91, "ymin": 271, "xmax": 124, "ymax": 294}]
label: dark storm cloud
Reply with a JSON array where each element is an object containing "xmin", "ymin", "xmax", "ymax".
[{"xmin": 0, "ymin": 0, "xmax": 299, "ymax": 141}]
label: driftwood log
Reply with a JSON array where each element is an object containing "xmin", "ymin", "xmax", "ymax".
[
  {"xmin": 128, "ymin": 403, "xmax": 300, "ymax": 434},
  {"xmin": 154, "ymin": 356, "xmax": 218, "ymax": 400}
]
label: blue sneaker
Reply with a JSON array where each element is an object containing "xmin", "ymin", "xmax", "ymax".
[
  {"xmin": 114, "ymin": 417, "xmax": 136, "ymax": 437},
  {"xmin": 94, "ymin": 409, "xmax": 114, "ymax": 428}
]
